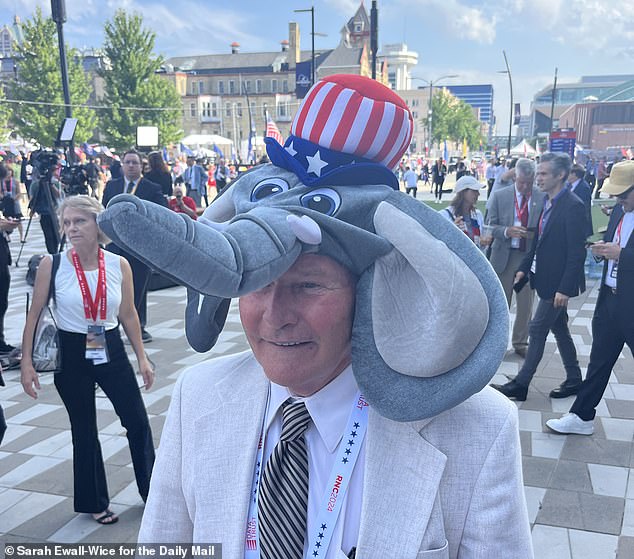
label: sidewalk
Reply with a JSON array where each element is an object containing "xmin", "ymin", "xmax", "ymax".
[{"xmin": 1, "ymin": 214, "xmax": 632, "ymax": 558}]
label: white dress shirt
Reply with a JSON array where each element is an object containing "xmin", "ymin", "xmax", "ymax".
[
  {"xmin": 263, "ymin": 366, "xmax": 364, "ymax": 559},
  {"xmin": 606, "ymin": 211, "xmax": 634, "ymax": 288}
]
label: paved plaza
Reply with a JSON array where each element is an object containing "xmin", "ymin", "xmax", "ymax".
[{"xmin": 1, "ymin": 197, "xmax": 633, "ymax": 558}]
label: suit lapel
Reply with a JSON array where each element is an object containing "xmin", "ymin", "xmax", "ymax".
[
  {"xmin": 538, "ymin": 189, "xmax": 567, "ymax": 245},
  {"xmin": 356, "ymin": 412, "xmax": 446, "ymax": 557},
  {"xmin": 192, "ymin": 363, "xmax": 269, "ymax": 555}
]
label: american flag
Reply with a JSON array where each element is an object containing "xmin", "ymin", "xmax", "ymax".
[{"xmin": 265, "ymin": 117, "xmax": 284, "ymax": 145}]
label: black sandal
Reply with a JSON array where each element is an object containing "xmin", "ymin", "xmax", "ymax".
[{"xmin": 93, "ymin": 510, "xmax": 119, "ymax": 525}]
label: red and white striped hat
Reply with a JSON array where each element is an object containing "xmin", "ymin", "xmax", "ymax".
[{"xmin": 265, "ymin": 74, "xmax": 413, "ymax": 189}]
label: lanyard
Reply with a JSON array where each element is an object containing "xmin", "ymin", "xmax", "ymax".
[
  {"xmin": 245, "ymin": 391, "xmax": 369, "ymax": 559},
  {"xmin": 71, "ymin": 249, "xmax": 107, "ymax": 322},
  {"xmin": 614, "ymin": 216, "xmax": 624, "ymax": 245},
  {"xmin": 514, "ymin": 192, "xmax": 529, "ymax": 223}
]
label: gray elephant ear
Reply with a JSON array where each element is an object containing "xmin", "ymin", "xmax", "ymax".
[{"xmin": 351, "ymin": 197, "xmax": 509, "ymax": 422}]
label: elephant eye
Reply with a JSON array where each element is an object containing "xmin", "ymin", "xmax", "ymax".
[
  {"xmin": 300, "ymin": 188, "xmax": 341, "ymax": 215},
  {"xmin": 250, "ymin": 178, "xmax": 290, "ymax": 202}
]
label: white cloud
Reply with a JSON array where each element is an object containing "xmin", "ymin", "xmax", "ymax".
[{"xmin": 388, "ymin": 0, "xmax": 498, "ymax": 44}]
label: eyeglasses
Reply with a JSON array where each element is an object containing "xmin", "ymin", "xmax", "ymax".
[{"xmin": 123, "ymin": 160, "xmax": 141, "ymax": 166}]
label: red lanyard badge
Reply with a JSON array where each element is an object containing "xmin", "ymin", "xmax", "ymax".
[
  {"xmin": 71, "ymin": 249, "xmax": 107, "ymax": 322},
  {"xmin": 514, "ymin": 193, "xmax": 529, "ymax": 224}
]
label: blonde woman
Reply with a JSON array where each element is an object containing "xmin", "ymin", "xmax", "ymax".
[{"xmin": 21, "ymin": 195, "xmax": 155, "ymax": 525}]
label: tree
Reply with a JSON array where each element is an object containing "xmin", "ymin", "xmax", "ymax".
[
  {"xmin": 8, "ymin": 7, "xmax": 96, "ymax": 146},
  {"xmin": 0, "ymin": 88, "xmax": 10, "ymax": 139},
  {"xmin": 425, "ymin": 89, "xmax": 484, "ymax": 148},
  {"xmin": 99, "ymin": 10, "xmax": 181, "ymax": 148}
]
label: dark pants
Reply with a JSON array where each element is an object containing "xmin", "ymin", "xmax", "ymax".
[
  {"xmin": 40, "ymin": 214, "xmax": 60, "ymax": 254},
  {"xmin": 594, "ymin": 177, "xmax": 606, "ymax": 199},
  {"xmin": 0, "ymin": 245, "xmax": 9, "ymax": 344},
  {"xmin": 129, "ymin": 256, "xmax": 151, "ymax": 328},
  {"xmin": 405, "ymin": 186, "xmax": 417, "ymax": 197},
  {"xmin": 571, "ymin": 289, "xmax": 634, "ymax": 420},
  {"xmin": 487, "ymin": 178, "xmax": 495, "ymax": 198},
  {"xmin": 515, "ymin": 297, "xmax": 582, "ymax": 388},
  {"xmin": 54, "ymin": 328, "xmax": 155, "ymax": 513},
  {"xmin": 433, "ymin": 177, "xmax": 445, "ymax": 200},
  {"xmin": 0, "ymin": 405, "xmax": 6, "ymax": 445}
]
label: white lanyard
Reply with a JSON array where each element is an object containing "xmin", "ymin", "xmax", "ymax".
[{"xmin": 244, "ymin": 391, "xmax": 369, "ymax": 559}]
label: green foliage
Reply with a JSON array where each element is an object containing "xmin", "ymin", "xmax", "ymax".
[
  {"xmin": 99, "ymin": 10, "xmax": 181, "ymax": 148},
  {"xmin": 0, "ymin": 87, "xmax": 10, "ymax": 138},
  {"xmin": 7, "ymin": 7, "xmax": 96, "ymax": 146},
  {"xmin": 425, "ymin": 90, "xmax": 484, "ymax": 148}
]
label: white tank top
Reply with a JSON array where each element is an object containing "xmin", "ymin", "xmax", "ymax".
[{"xmin": 53, "ymin": 250, "xmax": 123, "ymax": 333}]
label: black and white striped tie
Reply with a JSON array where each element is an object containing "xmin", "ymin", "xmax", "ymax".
[{"xmin": 258, "ymin": 400, "xmax": 311, "ymax": 559}]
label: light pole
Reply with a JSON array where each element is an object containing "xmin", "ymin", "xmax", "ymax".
[
  {"xmin": 294, "ymin": 7, "xmax": 315, "ymax": 87},
  {"xmin": 412, "ymin": 75, "xmax": 458, "ymax": 156},
  {"xmin": 498, "ymin": 50, "xmax": 513, "ymax": 156}
]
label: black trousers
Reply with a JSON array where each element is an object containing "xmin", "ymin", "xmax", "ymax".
[
  {"xmin": 0, "ymin": 241, "xmax": 10, "ymax": 344},
  {"xmin": 54, "ymin": 328, "xmax": 155, "ymax": 513},
  {"xmin": 129, "ymin": 256, "xmax": 151, "ymax": 328},
  {"xmin": 571, "ymin": 289, "xmax": 634, "ymax": 421},
  {"xmin": 40, "ymin": 214, "xmax": 60, "ymax": 254},
  {"xmin": 434, "ymin": 177, "xmax": 445, "ymax": 200}
]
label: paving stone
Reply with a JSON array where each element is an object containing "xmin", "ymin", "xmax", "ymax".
[
  {"xmin": 569, "ymin": 529, "xmax": 618, "ymax": 559},
  {"xmin": 617, "ymin": 536, "xmax": 634, "ymax": 559},
  {"xmin": 560, "ymin": 437, "xmax": 632, "ymax": 467},
  {"xmin": 519, "ymin": 429, "xmax": 531, "ymax": 456},
  {"xmin": 531, "ymin": 524, "xmax": 571, "ymax": 559},
  {"xmin": 14, "ymin": 460, "xmax": 73, "ymax": 497},
  {"xmin": 606, "ymin": 400, "xmax": 634, "ymax": 420},
  {"xmin": 550, "ymin": 460, "xmax": 592, "ymax": 492},
  {"xmin": 537, "ymin": 489, "xmax": 624, "ymax": 535},
  {"xmin": 9, "ymin": 498, "xmax": 76, "ymax": 540},
  {"xmin": 522, "ymin": 456, "xmax": 557, "ymax": 488},
  {"xmin": 0, "ymin": 427, "xmax": 65, "ymax": 453}
]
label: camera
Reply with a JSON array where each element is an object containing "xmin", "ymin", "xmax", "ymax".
[
  {"xmin": 31, "ymin": 150, "xmax": 59, "ymax": 178},
  {"xmin": 59, "ymin": 164, "xmax": 89, "ymax": 196}
]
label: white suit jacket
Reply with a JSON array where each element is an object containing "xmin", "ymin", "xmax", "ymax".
[{"xmin": 139, "ymin": 352, "xmax": 533, "ymax": 559}]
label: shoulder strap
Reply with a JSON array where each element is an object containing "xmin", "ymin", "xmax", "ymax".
[{"xmin": 48, "ymin": 253, "xmax": 61, "ymax": 305}]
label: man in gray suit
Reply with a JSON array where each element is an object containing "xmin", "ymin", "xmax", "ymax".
[{"xmin": 487, "ymin": 158, "xmax": 545, "ymax": 357}]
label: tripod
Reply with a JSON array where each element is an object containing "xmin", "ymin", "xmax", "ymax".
[{"xmin": 14, "ymin": 213, "xmax": 33, "ymax": 267}]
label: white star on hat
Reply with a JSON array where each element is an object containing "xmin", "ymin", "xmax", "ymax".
[
  {"xmin": 306, "ymin": 150, "xmax": 328, "ymax": 177},
  {"xmin": 285, "ymin": 141, "xmax": 297, "ymax": 157}
]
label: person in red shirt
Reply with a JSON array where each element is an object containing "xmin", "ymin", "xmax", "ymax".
[{"xmin": 168, "ymin": 183, "xmax": 198, "ymax": 220}]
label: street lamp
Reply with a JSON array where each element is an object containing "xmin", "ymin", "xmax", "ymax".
[
  {"xmin": 412, "ymin": 74, "xmax": 458, "ymax": 156},
  {"xmin": 294, "ymin": 7, "xmax": 315, "ymax": 87},
  {"xmin": 497, "ymin": 50, "xmax": 513, "ymax": 156}
]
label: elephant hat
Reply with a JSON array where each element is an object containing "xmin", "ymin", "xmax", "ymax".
[{"xmin": 98, "ymin": 74, "xmax": 508, "ymax": 422}]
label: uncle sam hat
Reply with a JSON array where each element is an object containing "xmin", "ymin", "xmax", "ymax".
[{"xmin": 265, "ymin": 74, "xmax": 413, "ymax": 190}]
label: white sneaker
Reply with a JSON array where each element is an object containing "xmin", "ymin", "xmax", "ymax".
[{"xmin": 546, "ymin": 413, "xmax": 594, "ymax": 435}]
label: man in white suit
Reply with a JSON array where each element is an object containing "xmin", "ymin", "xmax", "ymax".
[
  {"xmin": 121, "ymin": 75, "xmax": 533, "ymax": 558},
  {"xmin": 487, "ymin": 158, "xmax": 545, "ymax": 358},
  {"xmin": 139, "ymin": 257, "xmax": 533, "ymax": 559}
]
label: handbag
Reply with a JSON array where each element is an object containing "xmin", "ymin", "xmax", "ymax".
[{"xmin": 31, "ymin": 254, "xmax": 61, "ymax": 373}]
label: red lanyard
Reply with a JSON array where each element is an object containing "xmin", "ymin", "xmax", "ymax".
[
  {"xmin": 514, "ymin": 192, "xmax": 529, "ymax": 223},
  {"xmin": 614, "ymin": 217, "xmax": 624, "ymax": 245},
  {"xmin": 71, "ymin": 249, "xmax": 107, "ymax": 322}
]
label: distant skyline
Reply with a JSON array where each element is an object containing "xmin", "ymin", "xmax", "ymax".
[{"xmin": 2, "ymin": 0, "xmax": 633, "ymax": 135}]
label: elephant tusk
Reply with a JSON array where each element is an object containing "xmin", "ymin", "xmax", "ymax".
[{"xmin": 287, "ymin": 214, "xmax": 322, "ymax": 245}]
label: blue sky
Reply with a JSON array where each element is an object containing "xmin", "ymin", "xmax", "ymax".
[{"xmin": 2, "ymin": 0, "xmax": 633, "ymax": 132}]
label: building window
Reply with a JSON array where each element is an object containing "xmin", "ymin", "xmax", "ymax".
[
  {"xmin": 212, "ymin": 102, "xmax": 218, "ymax": 118},
  {"xmin": 229, "ymin": 80, "xmax": 236, "ymax": 94},
  {"xmin": 282, "ymin": 80, "xmax": 288, "ymax": 93},
  {"xmin": 237, "ymin": 102, "xmax": 243, "ymax": 117},
  {"xmin": 245, "ymin": 80, "xmax": 252, "ymax": 93},
  {"xmin": 190, "ymin": 103, "xmax": 196, "ymax": 117},
  {"xmin": 198, "ymin": 81, "xmax": 204, "ymax": 94},
  {"xmin": 191, "ymin": 81, "xmax": 196, "ymax": 95},
  {"xmin": 250, "ymin": 101, "xmax": 256, "ymax": 116},
  {"xmin": 225, "ymin": 103, "xmax": 231, "ymax": 117},
  {"xmin": 218, "ymin": 81, "xmax": 224, "ymax": 94},
  {"xmin": 256, "ymin": 79, "xmax": 262, "ymax": 93},
  {"xmin": 354, "ymin": 22, "xmax": 362, "ymax": 32},
  {"xmin": 412, "ymin": 111, "xmax": 418, "ymax": 119},
  {"xmin": 271, "ymin": 79, "xmax": 278, "ymax": 93}
]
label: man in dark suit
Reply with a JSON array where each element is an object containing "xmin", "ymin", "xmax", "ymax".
[
  {"xmin": 569, "ymin": 164, "xmax": 593, "ymax": 238},
  {"xmin": 492, "ymin": 152, "xmax": 587, "ymax": 401},
  {"xmin": 102, "ymin": 149, "xmax": 167, "ymax": 342},
  {"xmin": 547, "ymin": 161, "xmax": 634, "ymax": 435}
]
